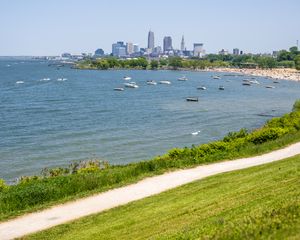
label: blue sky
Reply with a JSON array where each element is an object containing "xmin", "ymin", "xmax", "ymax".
[{"xmin": 0, "ymin": 0, "xmax": 299, "ymax": 55}]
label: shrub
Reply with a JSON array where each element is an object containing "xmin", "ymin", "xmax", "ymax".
[
  {"xmin": 0, "ymin": 179, "xmax": 8, "ymax": 192},
  {"xmin": 293, "ymin": 100, "xmax": 300, "ymax": 112},
  {"xmin": 247, "ymin": 128, "xmax": 288, "ymax": 145}
]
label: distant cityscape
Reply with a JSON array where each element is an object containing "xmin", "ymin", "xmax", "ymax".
[{"xmin": 57, "ymin": 30, "xmax": 286, "ymax": 61}]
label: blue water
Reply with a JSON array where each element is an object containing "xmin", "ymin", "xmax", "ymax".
[{"xmin": 0, "ymin": 58, "xmax": 299, "ymax": 182}]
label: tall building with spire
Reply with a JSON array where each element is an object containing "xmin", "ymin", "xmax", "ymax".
[
  {"xmin": 148, "ymin": 30, "xmax": 154, "ymax": 51},
  {"xmin": 181, "ymin": 35, "xmax": 185, "ymax": 51}
]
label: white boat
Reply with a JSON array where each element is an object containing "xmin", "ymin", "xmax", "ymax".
[
  {"xmin": 191, "ymin": 130, "xmax": 201, "ymax": 136},
  {"xmin": 16, "ymin": 81, "xmax": 24, "ymax": 84},
  {"xmin": 178, "ymin": 76, "xmax": 188, "ymax": 81},
  {"xmin": 147, "ymin": 80, "xmax": 157, "ymax": 85},
  {"xmin": 114, "ymin": 87, "xmax": 124, "ymax": 91},
  {"xmin": 186, "ymin": 97, "xmax": 199, "ymax": 102},
  {"xmin": 197, "ymin": 86, "xmax": 206, "ymax": 90},
  {"xmin": 124, "ymin": 82, "xmax": 139, "ymax": 88},
  {"xmin": 212, "ymin": 76, "xmax": 221, "ymax": 79},
  {"xmin": 123, "ymin": 76, "xmax": 132, "ymax": 80},
  {"xmin": 249, "ymin": 80, "xmax": 260, "ymax": 84},
  {"xmin": 57, "ymin": 78, "xmax": 67, "ymax": 81},
  {"xmin": 159, "ymin": 80, "xmax": 171, "ymax": 85}
]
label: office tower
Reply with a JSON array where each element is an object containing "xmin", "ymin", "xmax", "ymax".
[
  {"xmin": 126, "ymin": 42, "xmax": 134, "ymax": 55},
  {"xmin": 193, "ymin": 43, "xmax": 204, "ymax": 57},
  {"xmin": 112, "ymin": 41, "xmax": 126, "ymax": 57},
  {"xmin": 133, "ymin": 44, "xmax": 139, "ymax": 53},
  {"xmin": 148, "ymin": 31, "xmax": 155, "ymax": 50},
  {"xmin": 233, "ymin": 48, "xmax": 240, "ymax": 55},
  {"xmin": 163, "ymin": 36, "xmax": 173, "ymax": 52},
  {"xmin": 181, "ymin": 35, "xmax": 185, "ymax": 51}
]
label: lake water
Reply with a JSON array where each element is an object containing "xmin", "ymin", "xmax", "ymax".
[{"xmin": 1, "ymin": 58, "xmax": 299, "ymax": 182}]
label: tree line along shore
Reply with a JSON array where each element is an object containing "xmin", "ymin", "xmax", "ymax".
[
  {"xmin": 75, "ymin": 46, "xmax": 300, "ymax": 80},
  {"xmin": 1, "ymin": 100, "xmax": 300, "ymax": 222}
]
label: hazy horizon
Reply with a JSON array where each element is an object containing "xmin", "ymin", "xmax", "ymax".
[{"xmin": 1, "ymin": 0, "xmax": 300, "ymax": 56}]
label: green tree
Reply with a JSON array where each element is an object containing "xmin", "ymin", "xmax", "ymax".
[
  {"xmin": 169, "ymin": 57, "xmax": 183, "ymax": 70},
  {"xmin": 136, "ymin": 57, "xmax": 148, "ymax": 69},
  {"xmin": 150, "ymin": 60, "xmax": 159, "ymax": 70},
  {"xmin": 295, "ymin": 54, "xmax": 300, "ymax": 70},
  {"xmin": 159, "ymin": 59, "xmax": 168, "ymax": 66},
  {"xmin": 257, "ymin": 57, "xmax": 277, "ymax": 69}
]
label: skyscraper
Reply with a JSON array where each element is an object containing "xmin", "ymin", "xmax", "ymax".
[
  {"xmin": 126, "ymin": 42, "xmax": 134, "ymax": 55},
  {"xmin": 163, "ymin": 36, "xmax": 172, "ymax": 52},
  {"xmin": 148, "ymin": 30, "xmax": 154, "ymax": 50},
  {"xmin": 181, "ymin": 35, "xmax": 185, "ymax": 51},
  {"xmin": 133, "ymin": 44, "xmax": 139, "ymax": 53},
  {"xmin": 193, "ymin": 43, "xmax": 205, "ymax": 57}
]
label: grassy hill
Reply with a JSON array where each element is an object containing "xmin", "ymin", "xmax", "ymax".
[{"xmin": 24, "ymin": 155, "xmax": 300, "ymax": 240}]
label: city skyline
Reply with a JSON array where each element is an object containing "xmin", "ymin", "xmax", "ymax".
[{"xmin": 0, "ymin": 0, "xmax": 299, "ymax": 56}]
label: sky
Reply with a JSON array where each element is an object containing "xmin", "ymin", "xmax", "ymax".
[{"xmin": 0, "ymin": 0, "xmax": 299, "ymax": 56}]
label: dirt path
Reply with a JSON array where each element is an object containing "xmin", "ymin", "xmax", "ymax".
[{"xmin": 1, "ymin": 142, "xmax": 300, "ymax": 240}]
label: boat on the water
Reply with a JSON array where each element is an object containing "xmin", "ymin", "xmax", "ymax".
[
  {"xmin": 159, "ymin": 80, "xmax": 171, "ymax": 85},
  {"xmin": 123, "ymin": 76, "xmax": 132, "ymax": 80},
  {"xmin": 273, "ymin": 80, "xmax": 280, "ymax": 83},
  {"xmin": 197, "ymin": 86, "xmax": 207, "ymax": 90},
  {"xmin": 16, "ymin": 81, "xmax": 24, "ymax": 84},
  {"xmin": 242, "ymin": 82, "xmax": 251, "ymax": 86},
  {"xmin": 186, "ymin": 97, "xmax": 199, "ymax": 102},
  {"xmin": 265, "ymin": 85, "xmax": 275, "ymax": 89},
  {"xmin": 219, "ymin": 86, "xmax": 225, "ymax": 90},
  {"xmin": 249, "ymin": 80, "xmax": 260, "ymax": 84},
  {"xmin": 147, "ymin": 80, "xmax": 157, "ymax": 85},
  {"xmin": 178, "ymin": 76, "xmax": 188, "ymax": 81},
  {"xmin": 114, "ymin": 88, "xmax": 124, "ymax": 91},
  {"xmin": 212, "ymin": 76, "xmax": 221, "ymax": 79},
  {"xmin": 124, "ymin": 82, "xmax": 139, "ymax": 88},
  {"xmin": 57, "ymin": 78, "xmax": 67, "ymax": 81}
]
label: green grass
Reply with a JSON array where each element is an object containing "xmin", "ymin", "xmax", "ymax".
[
  {"xmin": 23, "ymin": 155, "xmax": 300, "ymax": 240},
  {"xmin": 1, "ymin": 102, "xmax": 300, "ymax": 222}
]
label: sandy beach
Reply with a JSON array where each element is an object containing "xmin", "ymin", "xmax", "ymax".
[{"xmin": 206, "ymin": 68, "xmax": 300, "ymax": 82}]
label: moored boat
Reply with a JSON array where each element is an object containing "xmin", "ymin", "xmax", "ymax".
[
  {"xmin": 123, "ymin": 76, "xmax": 132, "ymax": 80},
  {"xmin": 186, "ymin": 97, "xmax": 199, "ymax": 102},
  {"xmin": 147, "ymin": 80, "xmax": 157, "ymax": 85},
  {"xmin": 159, "ymin": 80, "xmax": 171, "ymax": 85},
  {"xmin": 197, "ymin": 86, "xmax": 206, "ymax": 90},
  {"xmin": 114, "ymin": 87, "xmax": 124, "ymax": 91},
  {"xmin": 219, "ymin": 86, "xmax": 225, "ymax": 90},
  {"xmin": 124, "ymin": 82, "xmax": 139, "ymax": 88},
  {"xmin": 178, "ymin": 76, "xmax": 188, "ymax": 81}
]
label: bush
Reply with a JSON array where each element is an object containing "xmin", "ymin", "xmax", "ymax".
[
  {"xmin": 0, "ymin": 179, "xmax": 8, "ymax": 192},
  {"xmin": 293, "ymin": 100, "xmax": 300, "ymax": 112},
  {"xmin": 247, "ymin": 128, "xmax": 288, "ymax": 145}
]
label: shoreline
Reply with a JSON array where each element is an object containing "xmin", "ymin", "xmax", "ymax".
[
  {"xmin": 203, "ymin": 67, "xmax": 300, "ymax": 82},
  {"xmin": 75, "ymin": 65, "xmax": 300, "ymax": 82}
]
